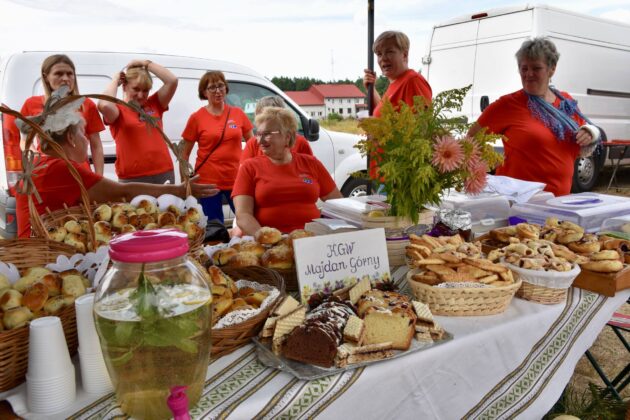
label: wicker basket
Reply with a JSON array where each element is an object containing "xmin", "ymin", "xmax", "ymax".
[
  {"xmin": 406, "ymin": 268, "xmax": 521, "ymax": 316},
  {"xmin": 273, "ymin": 267, "xmax": 298, "ymax": 291},
  {"xmin": 211, "ymin": 266, "xmax": 285, "ymax": 359},
  {"xmin": 516, "ymin": 281, "xmax": 568, "ymax": 304},
  {"xmin": 37, "ymin": 202, "xmax": 205, "ymax": 255},
  {"xmin": 504, "ymin": 261, "xmax": 580, "ymax": 305},
  {"xmin": 0, "ymin": 239, "xmax": 79, "ymax": 391}
]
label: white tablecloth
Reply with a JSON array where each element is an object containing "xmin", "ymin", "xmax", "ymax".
[{"xmin": 4, "ymin": 284, "xmax": 628, "ymax": 419}]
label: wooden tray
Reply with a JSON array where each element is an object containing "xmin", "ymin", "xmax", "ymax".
[{"xmin": 572, "ymin": 265, "xmax": 630, "ymax": 297}]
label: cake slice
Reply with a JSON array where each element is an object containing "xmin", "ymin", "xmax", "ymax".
[{"xmin": 357, "ymin": 290, "xmax": 417, "ymax": 350}]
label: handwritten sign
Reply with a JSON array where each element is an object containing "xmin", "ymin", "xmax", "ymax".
[{"xmin": 293, "ymin": 228, "xmax": 390, "ymax": 304}]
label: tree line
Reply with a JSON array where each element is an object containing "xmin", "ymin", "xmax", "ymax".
[{"xmin": 270, "ymin": 76, "xmax": 390, "ymax": 96}]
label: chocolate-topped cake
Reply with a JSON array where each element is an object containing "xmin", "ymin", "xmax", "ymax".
[{"xmin": 282, "ymin": 301, "xmax": 355, "ymax": 367}]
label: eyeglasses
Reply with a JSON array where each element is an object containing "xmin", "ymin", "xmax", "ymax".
[
  {"xmin": 255, "ymin": 131, "xmax": 281, "ymax": 141},
  {"xmin": 206, "ymin": 84, "xmax": 226, "ymax": 92}
]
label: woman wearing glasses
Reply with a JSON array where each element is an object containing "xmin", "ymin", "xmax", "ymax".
[
  {"xmin": 232, "ymin": 107, "xmax": 342, "ymax": 235},
  {"xmin": 182, "ymin": 71, "xmax": 253, "ymax": 222},
  {"xmin": 98, "ymin": 59, "xmax": 177, "ymax": 184}
]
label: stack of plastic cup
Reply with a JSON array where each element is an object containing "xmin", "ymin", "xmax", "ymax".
[
  {"xmin": 75, "ymin": 293, "xmax": 113, "ymax": 394},
  {"xmin": 26, "ymin": 316, "xmax": 76, "ymax": 413}
]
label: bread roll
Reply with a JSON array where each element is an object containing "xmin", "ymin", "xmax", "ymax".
[
  {"xmin": 3, "ymin": 307, "xmax": 33, "ymax": 329},
  {"xmin": 227, "ymin": 252, "xmax": 260, "ymax": 268},
  {"xmin": 22, "ymin": 283, "xmax": 49, "ymax": 312},
  {"xmin": 261, "ymin": 244, "xmax": 294, "ymax": 269},
  {"xmin": 60, "ymin": 270, "xmax": 90, "ymax": 288},
  {"xmin": 40, "ymin": 273, "xmax": 62, "ymax": 296},
  {"xmin": 0, "ymin": 289, "xmax": 22, "ymax": 311},
  {"xmin": 185, "ymin": 207, "xmax": 201, "ymax": 223},
  {"xmin": 137, "ymin": 199, "xmax": 158, "ymax": 214},
  {"xmin": 79, "ymin": 220, "xmax": 90, "ymax": 233},
  {"xmin": 212, "ymin": 248, "xmax": 238, "ymax": 266},
  {"xmin": 237, "ymin": 241, "xmax": 265, "ymax": 257},
  {"xmin": 120, "ymin": 224, "xmax": 137, "ymax": 234},
  {"xmin": 144, "ymin": 222, "xmax": 159, "ymax": 230},
  {"xmin": 64, "ymin": 220, "xmax": 82, "ymax": 234},
  {"xmin": 47, "ymin": 226, "xmax": 68, "ymax": 242},
  {"xmin": 0, "ymin": 274, "xmax": 10, "ymax": 291},
  {"xmin": 93, "ymin": 204, "xmax": 113, "ymax": 222},
  {"xmin": 112, "ymin": 212, "xmax": 129, "ymax": 229},
  {"xmin": 43, "ymin": 295, "xmax": 66, "ymax": 314},
  {"xmin": 64, "ymin": 232, "xmax": 87, "ymax": 253},
  {"xmin": 62, "ymin": 274, "xmax": 87, "ymax": 298},
  {"xmin": 288, "ymin": 229, "xmax": 315, "ymax": 246},
  {"xmin": 184, "ymin": 222, "xmax": 203, "ymax": 239},
  {"xmin": 255, "ymin": 226, "xmax": 282, "ymax": 245},
  {"xmin": 138, "ymin": 213, "xmax": 155, "ymax": 228},
  {"xmin": 14, "ymin": 276, "xmax": 40, "ymax": 293},
  {"xmin": 127, "ymin": 212, "xmax": 139, "ymax": 227},
  {"xmin": 158, "ymin": 212, "xmax": 177, "ymax": 227},
  {"xmin": 166, "ymin": 205, "xmax": 181, "ymax": 217}
]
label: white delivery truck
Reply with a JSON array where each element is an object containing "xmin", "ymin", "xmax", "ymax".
[
  {"xmin": 422, "ymin": 4, "xmax": 630, "ymax": 192},
  {"xmin": 0, "ymin": 51, "xmax": 368, "ymax": 238}
]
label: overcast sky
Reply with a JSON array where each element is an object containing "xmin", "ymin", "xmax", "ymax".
[{"xmin": 2, "ymin": 0, "xmax": 630, "ymax": 81}]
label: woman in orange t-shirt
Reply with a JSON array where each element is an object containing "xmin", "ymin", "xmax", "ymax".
[
  {"xmin": 241, "ymin": 95, "xmax": 313, "ymax": 162},
  {"xmin": 181, "ymin": 71, "xmax": 253, "ymax": 223},
  {"xmin": 362, "ymin": 31, "xmax": 432, "ymax": 181},
  {"xmin": 98, "ymin": 59, "xmax": 177, "ymax": 184},
  {"xmin": 16, "ymin": 101, "xmax": 218, "ymax": 239},
  {"xmin": 19, "ymin": 54, "xmax": 105, "ymax": 174},
  {"xmin": 232, "ymin": 107, "xmax": 342, "ymax": 235},
  {"xmin": 468, "ymin": 38, "xmax": 601, "ymax": 196}
]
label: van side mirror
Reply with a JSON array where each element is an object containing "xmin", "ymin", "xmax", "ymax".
[
  {"xmin": 480, "ymin": 96, "xmax": 490, "ymax": 112},
  {"xmin": 301, "ymin": 115, "xmax": 319, "ymax": 141}
]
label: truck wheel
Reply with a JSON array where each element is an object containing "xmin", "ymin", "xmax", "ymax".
[
  {"xmin": 571, "ymin": 154, "xmax": 603, "ymax": 193},
  {"xmin": 341, "ymin": 177, "xmax": 370, "ymax": 197}
]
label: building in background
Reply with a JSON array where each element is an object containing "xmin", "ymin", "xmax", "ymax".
[{"xmin": 285, "ymin": 84, "xmax": 366, "ymax": 119}]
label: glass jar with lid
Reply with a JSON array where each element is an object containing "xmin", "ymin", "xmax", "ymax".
[{"xmin": 94, "ymin": 229, "xmax": 211, "ymax": 420}]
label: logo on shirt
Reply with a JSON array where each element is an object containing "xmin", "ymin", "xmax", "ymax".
[
  {"xmin": 300, "ymin": 173, "xmax": 313, "ymax": 184},
  {"xmin": 228, "ymin": 119, "xmax": 237, "ymax": 129}
]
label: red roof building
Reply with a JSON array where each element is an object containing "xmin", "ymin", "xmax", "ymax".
[{"xmin": 285, "ymin": 84, "xmax": 366, "ymax": 120}]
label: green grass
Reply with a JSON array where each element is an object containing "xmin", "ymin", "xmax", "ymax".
[{"xmin": 319, "ymin": 118, "xmax": 363, "ymax": 134}]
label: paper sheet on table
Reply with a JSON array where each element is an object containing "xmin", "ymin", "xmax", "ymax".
[{"xmin": 483, "ymin": 175, "xmax": 546, "ymax": 204}]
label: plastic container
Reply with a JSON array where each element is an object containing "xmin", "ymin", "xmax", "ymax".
[
  {"xmin": 600, "ymin": 214, "xmax": 630, "ymax": 234},
  {"xmin": 439, "ymin": 190, "xmax": 510, "ymax": 235},
  {"xmin": 94, "ymin": 229, "xmax": 212, "ymax": 420},
  {"xmin": 509, "ymin": 193, "xmax": 630, "ymax": 233}
]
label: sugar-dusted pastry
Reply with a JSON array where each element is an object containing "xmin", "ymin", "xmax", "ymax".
[
  {"xmin": 255, "ymin": 226, "xmax": 282, "ymax": 245},
  {"xmin": 261, "ymin": 245, "xmax": 294, "ymax": 269}
]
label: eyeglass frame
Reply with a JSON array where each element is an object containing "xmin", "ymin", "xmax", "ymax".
[
  {"xmin": 206, "ymin": 83, "xmax": 227, "ymax": 92},
  {"xmin": 255, "ymin": 130, "xmax": 282, "ymax": 141}
]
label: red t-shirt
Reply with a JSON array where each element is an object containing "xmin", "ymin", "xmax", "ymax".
[
  {"xmin": 240, "ymin": 134, "xmax": 313, "ymax": 163},
  {"xmin": 107, "ymin": 92, "xmax": 173, "ymax": 179},
  {"xmin": 373, "ymin": 69, "xmax": 432, "ymax": 118},
  {"xmin": 182, "ymin": 105, "xmax": 253, "ymax": 190},
  {"xmin": 477, "ymin": 90, "xmax": 583, "ymax": 196},
  {"xmin": 371, "ymin": 69, "xmax": 432, "ymax": 180},
  {"xmin": 16, "ymin": 156, "xmax": 103, "ymax": 238},
  {"xmin": 20, "ymin": 96, "xmax": 105, "ymax": 171},
  {"xmin": 232, "ymin": 153, "xmax": 336, "ymax": 233}
]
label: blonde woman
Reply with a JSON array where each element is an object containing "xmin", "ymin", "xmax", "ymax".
[{"xmin": 98, "ymin": 59, "xmax": 178, "ymax": 183}]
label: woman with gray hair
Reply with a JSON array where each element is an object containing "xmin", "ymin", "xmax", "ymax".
[
  {"xmin": 240, "ymin": 95, "xmax": 313, "ymax": 162},
  {"xmin": 232, "ymin": 107, "xmax": 341, "ymax": 235},
  {"xmin": 468, "ymin": 37, "xmax": 600, "ymax": 196}
]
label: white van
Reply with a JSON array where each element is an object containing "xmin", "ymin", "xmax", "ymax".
[
  {"xmin": 422, "ymin": 4, "xmax": 630, "ymax": 192},
  {"xmin": 0, "ymin": 51, "xmax": 368, "ymax": 238}
]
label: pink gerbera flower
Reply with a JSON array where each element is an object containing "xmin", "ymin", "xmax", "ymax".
[
  {"xmin": 465, "ymin": 160, "xmax": 489, "ymax": 194},
  {"xmin": 432, "ymin": 136, "xmax": 464, "ymax": 173}
]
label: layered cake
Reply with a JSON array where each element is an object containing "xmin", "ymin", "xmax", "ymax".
[
  {"xmin": 282, "ymin": 301, "xmax": 355, "ymax": 367},
  {"xmin": 356, "ymin": 290, "xmax": 417, "ymax": 350}
]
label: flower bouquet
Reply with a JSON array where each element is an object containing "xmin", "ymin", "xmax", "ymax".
[{"xmin": 357, "ymin": 85, "xmax": 503, "ymax": 224}]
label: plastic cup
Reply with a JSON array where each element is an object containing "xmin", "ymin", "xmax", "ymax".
[
  {"xmin": 79, "ymin": 349, "xmax": 113, "ymax": 394},
  {"xmin": 27, "ymin": 366, "xmax": 76, "ymax": 413},
  {"xmin": 75, "ymin": 294, "xmax": 101, "ymax": 353},
  {"xmin": 27, "ymin": 317, "xmax": 72, "ymax": 379}
]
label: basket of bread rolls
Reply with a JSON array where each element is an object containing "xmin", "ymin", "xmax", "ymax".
[
  {"xmin": 210, "ymin": 227, "xmax": 314, "ymax": 291},
  {"xmin": 405, "ymin": 233, "xmax": 521, "ymax": 316},
  {"xmin": 33, "ymin": 194, "xmax": 206, "ymax": 257},
  {"xmin": 0, "ymin": 238, "xmax": 91, "ymax": 391},
  {"xmin": 206, "ymin": 265, "xmax": 285, "ymax": 359}
]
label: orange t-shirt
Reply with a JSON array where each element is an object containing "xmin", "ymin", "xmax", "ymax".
[
  {"xmin": 107, "ymin": 92, "xmax": 173, "ymax": 179},
  {"xmin": 477, "ymin": 89, "xmax": 583, "ymax": 196},
  {"xmin": 182, "ymin": 105, "xmax": 253, "ymax": 190},
  {"xmin": 20, "ymin": 96, "xmax": 105, "ymax": 171},
  {"xmin": 16, "ymin": 156, "xmax": 103, "ymax": 238},
  {"xmin": 240, "ymin": 134, "xmax": 313, "ymax": 163},
  {"xmin": 232, "ymin": 153, "xmax": 336, "ymax": 233},
  {"xmin": 371, "ymin": 69, "xmax": 432, "ymax": 180}
]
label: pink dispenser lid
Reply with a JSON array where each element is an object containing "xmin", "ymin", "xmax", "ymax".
[
  {"xmin": 167, "ymin": 385, "xmax": 191, "ymax": 420},
  {"xmin": 109, "ymin": 229, "xmax": 189, "ymax": 263}
]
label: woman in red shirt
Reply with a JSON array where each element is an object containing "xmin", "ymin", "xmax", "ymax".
[
  {"xmin": 19, "ymin": 54, "xmax": 105, "ymax": 174},
  {"xmin": 16, "ymin": 102, "xmax": 218, "ymax": 239},
  {"xmin": 468, "ymin": 38, "xmax": 600, "ymax": 196},
  {"xmin": 98, "ymin": 60, "xmax": 177, "ymax": 184},
  {"xmin": 232, "ymin": 107, "xmax": 342, "ymax": 235},
  {"xmin": 181, "ymin": 71, "xmax": 253, "ymax": 223},
  {"xmin": 240, "ymin": 95, "xmax": 313, "ymax": 163}
]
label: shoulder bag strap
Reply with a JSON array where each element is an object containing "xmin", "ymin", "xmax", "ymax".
[{"xmin": 193, "ymin": 106, "xmax": 231, "ymax": 175}]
